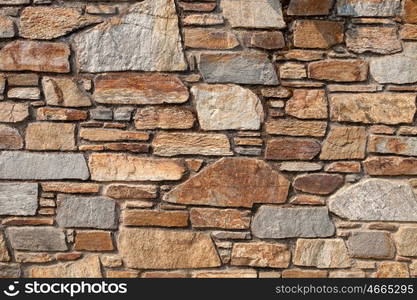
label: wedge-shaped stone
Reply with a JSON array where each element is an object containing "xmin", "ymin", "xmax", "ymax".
[
  {"xmin": 93, "ymin": 74, "xmax": 189, "ymax": 105},
  {"xmin": 221, "ymin": 0, "xmax": 285, "ymax": 29},
  {"xmin": 28, "ymin": 255, "xmax": 102, "ymax": 278},
  {"xmin": 7, "ymin": 227, "xmax": 67, "ymax": 251},
  {"xmin": 369, "ymin": 135, "xmax": 417, "ymax": 156},
  {"xmin": 329, "ymin": 179, "xmax": 417, "ymax": 221},
  {"xmin": 164, "ymin": 158, "xmax": 290, "ymax": 208},
  {"xmin": 293, "ymin": 239, "xmax": 351, "ymax": 268},
  {"xmin": 336, "ymin": 0, "xmax": 402, "ymax": 16},
  {"xmin": 252, "ymin": 206, "xmax": 335, "ymax": 239},
  {"xmin": 89, "ymin": 153, "xmax": 185, "ymax": 181},
  {"xmin": 231, "ymin": 242, "xmax": 290, "ymax": 268},
  {"xmin": 74, "ymin": 0, "xmax": 187, "ymax": 72},
  {"xmin": 0, "ymin": 41, "xmax": 70, "ymax": 73},
  {"xmin": 0, "ymin": 152, "xmax": 89, "ymax": 180},
  {"xmin": 198, "ymin": 52, "xmax": 278, "ymax": 85},
  {"xmin": 42, "ymin": 77, "xmax": 92, "ymax": 107},
  {"xmin": 152, "ymin": 132, "xmax": 232, "ymax": 156},
  {"xmin": 20, "ymin": 7, "xmax": 101, "ymax": 40},
  {"xmin": 56, "ymin": 195, "xmax": 117, "ymax": 229},
  {"xmin": 118, "ymin": 228, "xmax": 221, "ymax": 269},
  {"xmin": 192, "ymin": 84, "xmax": 264, "ymax": 130},
  {"xmin": 330, "ymin": 93, "xmax": 416, "ymax": 124},
  {"xmin": 0, "ymin": 233, "xmax": 9, "ymax": 262},
  {"xmin": 370, "ymin": 42, "xmax": 417, "ymax": 84},
  {"xmin": 0, "ymin": 183, "xmax": 38, "ymax": 216}
]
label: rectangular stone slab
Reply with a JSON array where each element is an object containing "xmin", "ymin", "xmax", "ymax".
[{"xmin": 0, "ymin": 183, "xmax": 38, "ymax": 216}]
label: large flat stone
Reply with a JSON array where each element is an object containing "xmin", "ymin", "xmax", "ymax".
[
  {"xmin": 0, "ymin": 41, "xmax": 70, "ymax": 73},
  {"xmin": 369, "ymin": 135, "xmax": 417, "ymax": 156},
  {"xmin": 252, "ymin": 206, "xmax": 335, "ymax": 239},
  {"xmin": 74, "ymin": 0, "xmax": 187, "ymax": 72},
  {"xmin": 330, "ymin": 93, "xmax": 416, "ymax": 124},
  {"xmin": 28, "ymin": 255, "xmax": 102, "ymax": 278},
  {"xmin": 7, "ymin": 227, "xmax": 67, "ymax": 251},
  {"xmin": 192, "ymin": 84, "xmax": 263, "ymax": 130},
  {"xmin": 364, "ymin": 156, "xmax": 417, "ymax": 176},
  {"xmin": 198, "ymin": 52, "xmax": 278, "ymax": 85},
  {"xmin": 118, "ymin": 228, "xmax": 221, "ymax": 269},
  {"xmin": 220, "ymin": 0, "xmax": 285, "ymax": 29},
  {"xmin": 0, "ymin": 152, "xmax": 89, "ymax": 180},
  {"xmin": 370, "ymin": 42, "xmax": 417, "ymax": 84},
  {"xmin": 164, "ymin": 158, "xmax": 290, "ymax": 208},
  {"xmin": 0, "ymin": 183, "xmax": 38, "ymax": 216},
  {"xmin": 336, "ymin": 0, "xmax": 402, "ymax": 16},
  {"xmin": 89, "ymin": 153, "xmax": 185, "ymax": 181},
  {"xmin": 42, "ymin": 77, "xmax": 92, "ymax": 107},
  {"xmin": 56, "ymin": 195, "xmax": 117, "ymax": 229},
  {"xmin": 329, "ymin": 179, "xmax": 417, "ymax": 221},
  {"xmin": 231, "ymin": 242, "xmax": 290, "ymax": 268},
  {"xmin": 93, "ymin": 73, "xmax": 189, "ymax": 105},
  {"xmin": 320, "ymin": 126, "xmax": 366, "ymax": 160},
  {"xmin": 348, "ymin": 231, "xmax": 395, "ymax": 259}
]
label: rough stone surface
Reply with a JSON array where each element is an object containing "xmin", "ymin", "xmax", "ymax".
[
  {"xmin": 336, "ymin": 0, "xmax": 402, "ymax": 16},
  {"xmin": 26, "ymin": 122, "xmax": 76, "ymax": 151},
  {"xmin": 0, "ymin": 102, "xmax": 29, "ymax": 123},
  {"xmin": 198, "ymin": 52, "xmax": 278, "ymax": 85},
  {"xmin": 329, "ymin": 179, "xmax": 417, "ymax": 221},
  {"xmin": 74, "ymin": 0, "xmax": 187, "ymax": 72},
  {"xmin": 346, "ymin": 26, "xmax": 402, "ymax": 54},
  {"xmin": 56, "ymin": 196, "xmax": 117, "ymax": 229},
  {"xmin": 266, "ymin": 119, "xmax": 327, "ymax": 137},
  {"xmin": 293, "ymin": 174, "xmax": 344, "ymax": 195},
  {"xmin": 376, "ymin": 262, "xmax": 410, "ymax": 278},
  {"xmin": 347, "ymin": 231, "xmax": 395, "ymax": 259},
  {"xmin": 164, "ymin": 158, "xmax": 290, "ymax": 208},
  {"xmin": 293, "ymin": 20, "xmax": 344, "ymax": 49},
  {"xmin": 7, "ymin": 227, "xmax": 67, "ymax": 251},
  {"xmin": 192, "ymin": 84, "xmax": 264, "ymax": 130},
  {"xmin": 252, "ymin": 206, "xmax": 335, "ymax": 239},
  {"xmin": 152, "ymin": 132, "xmax": 232, "ymax": 156},
  {"xmin": 320, "ymin": 126, "xmax": 366, "ymax": 160},
  {"xmin": 364, "ymin": 156, "xmax": 417, "ymax": 175},
  {"xmin": 0, "ymin": 125, "xmax": 23, "ymax": 149},
  {"xmin": 288, "ymin": 0, "xmax": 334, "ymax": 15},
  {"xmin": 231, "ymin": 242, "xmax": 291, "ymax": 268},
  {"xmin": 220, "ymin": 0, "xmax": 285, "ymax": 29},
  {"xmin": 0, "ymin": 16, "xmax": 14, "ymax": 38},
  {"xmin": 0, "ymin": 183, "xmax": 38, "ymax": 216},
  {"xmin": 190, "ymin": 208, "xmax": 250, "ymax": 229},
  {"xmin": 20, "ymin": 7, "xmax": 101, "ymax": 40},
  {"xmin": 0, "ymin": 152, "xmax": 89, "ymax": 180},
  {"xmin": 404, "ymin": 0, "xmax": 417, "ymax": 23},
  {"xmin": 42, "ymin": 77, "xmax": 92, "ymax": 107},
  {"xmin": 184, "ymin": 28, "xmax": 239, "ymax": 49},
  {"xmin": 28, "ymin": 256, "xmax": 102, "ymax": 278},
  {"xmin": 118, "ymin": 228, "xmax": 221, "ymax": 269},
  {"xmin": 368, "ymin": 135, "xmax": 417, "ymax": 156},
  {"xmin": 0, "ymin": 41, "xmax": 70, "ymax": 73},
  {"xmin": 330, "ymin": 93, "xmax": 416, "ymax": 124},
  {"xmin": 105, "ymin": 184, "xmax": 157, "ymax": 199},
  {"xmin": 394, "ymin": 227, "xmax": 417, "ymax": 257},
  {"xmin": 285, "ymin": 89, "xmax": 327, "ymax": 119},
  {"xmin": 309, "ymin": 60, "xmax": 368, "ymax": 82},
  {"xmin": 89, "ymin": 153, "xmax": 185, "ymax": 181},
  {"xmin": 266, "ymin": 138, "xmax": 321, "ymax": 160},
  {"xmin": 293, "ymin": 239, "xmax": 351, "ymax": 268},
  {"xmin": 93, "ymin": 74, "xmax": 189, "ymax": 105},
  {"xmin": 0, "ymin": 233, "xmax": 10, "ymax": 262},
  {"xmin": 135, "ymin": 106, "xmax": 195, "ymax": 130}
]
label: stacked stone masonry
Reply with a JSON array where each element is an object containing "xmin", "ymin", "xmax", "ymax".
[{"xmin": 1, "ymin": 0, "xmax": 417, "ymax": 278}]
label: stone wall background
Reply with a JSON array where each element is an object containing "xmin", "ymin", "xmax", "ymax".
[{"xmin": 0, "ymin": 0, "xmax": 417, "ymax": 278}]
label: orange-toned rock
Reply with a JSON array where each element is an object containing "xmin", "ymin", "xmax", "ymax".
[
  {"xmin": 105, "ymin": 184, "xmax": 157, "ymax": 199},
  {"xmin": 309, "ymin": 60, "xmax": 368, "ymax": 82},
  {"xmin": 1, "ymin": 217, "xmax": 54, "ymax": 226},
  {"xmin": 245, "ymin": 31, "xmax": 285, "ymax": 49},
  {"xmin": 118, "ymin": 228, "xmax": 221, "ymax": 269},
  {"xmin": 266, "ymin": 138, "xmax": 321, "ymax": 160},
  {"xmin": 15, "ymin": 252, "xmax": 54, "ymax": 263},
  {"xmin": 87, "ymin": 143, "xmax": 149, "ymax": 153},
  {"xmin": 191, "ymin": 269, "xmax": 257, "ymax": 278},
  {"xmin": 42, "ymin": 182, "xmax": 100, "ymax": 194},
  {"xmin": 288, "ymin": 0, "xmax": 334, "ymax": 15},
  {"xmin": 285, "ymin": 89, "xmax": 327, "ymax": 119},
  {"xmin": 231, "ymin": 242, "xmax": 290, "ymax": 268},
  {"xmin": 325, "ymin": 162, "xmax": 361, "ymax": 173},
  {"xmin": 190, "ymin": 208, "xmax": 250, "ymax": 229},
  {"xmin": 142, "ymin": 271, "xmax": 188, "ymax": 278},
  {"xmin": 320, "ymin": 126, "xmax": 367, "ymax": 160},
  {"xmin": 89, "ymin": 153, "xmax": 186, "ymax": 181},
  {"xmin": 400, "ymin": 24, "xmax": 417, "ymax": 40},
  {"xmin": 282, "ymin": 269, "xmax": 328, "ymax": 278},
  {"xmin": 290, "ymin": 194, "xmax": 326, "ymax": 205},
  {"xmin": 368, "ymin": 135, "xmax": 417, "ymax": 156},
  {"xmin": 93, "ymin": 73, "xmax": 189, "ymax": 105},
  {"xmin": 25, "ymin": 122, "xmax": 76, "ymax": 151},
  {"xmin": 106, "ymin": 270, "xmax": 139, "ymax": 278},
  {"xmin": 134, "ymin": 106, "xmax": 195, "ymax": 130},
  {"xmin": 80, "ymin": 128, "xmax": 149, "ymax": 142},
  {"xmin": 164, "ymin": 158, "xmax": 289, "ymax": 208},
  {"xmin": 404, "ymin": 0, "xmax": 417, "ymax": 23},
  {"xmin": 0, "ymin": 41, "xmax": 70, "ymax": 73},
  {"xmin": 179, "ymin": 2, "xmax": 216, "ymax": 12},
  {"xmin": 122, "ymin": 210, "xmax": 189, "ymax": 227},
  {"xmin": 364, "ymin": 156, "xmax": 417, "ymax": 175},
  {"xmin": 74, "ymin": 231, "xmax": 114, "ymax": 251},
  {"xmin": 293, "ymin": 174, "xmax": 344, "ymax": 195},
  {"xmin": 266, "ymin": 119, "xmax": 327, "ymax": 137},
  {"xmin": 184, "ymin": 28, "xmax": 239, "ymax": 49},
  {"xmin": 376, "ymin": 262, "xmax": 410, "ymax": 278},
  {"xmin": 0, "ymin": 102, "xmax": 29, "ymax": 123},
  {"xmin": 36, "ymin": 107, "xmax": 88, "ymax": 121},
  {"xmin": 293, "ymin": 20, "xmax": 344, "ymax": 48},
  {"xmin": 42, "ymin": 77, "xmax": 92, "ymax": 107}
]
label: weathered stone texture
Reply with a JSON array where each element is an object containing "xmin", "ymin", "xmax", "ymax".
[
  {"xmin": 0, "ymin": 183, "xmax": 38, "ymax": 216},
  {"xmin": 7, "ymin": 227, "xmax": 67, "ymax": 251}
]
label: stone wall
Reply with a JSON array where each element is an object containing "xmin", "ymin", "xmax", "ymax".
[{"xmin": 0, "ymin": 0, "xmax": 417, "ymax": 278}]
